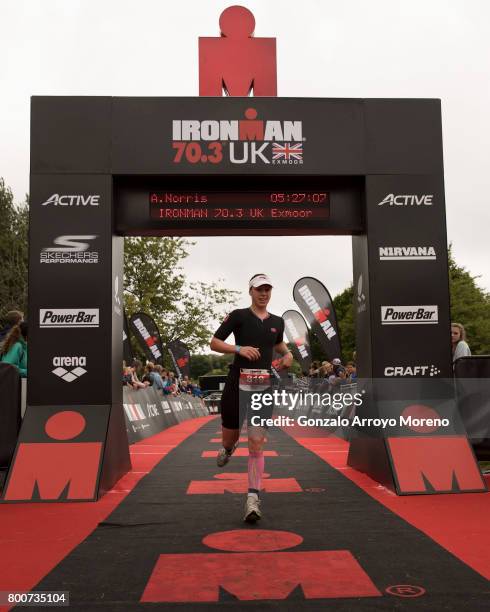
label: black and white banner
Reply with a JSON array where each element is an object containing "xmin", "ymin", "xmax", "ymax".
[
  {"xmin": 167, "ymin": 339, "xmax": 191, "ymax": 379},
  {"xmin": 129, "ymin": 312, "xmax": 164, "ymax": 364},
  {"xmin": 282, "ymin": 310, "xmax": 312, "ymax": 375},
  {"xmin": 293, "ymin": 277, "xmax": 342, "ymax": 362}
]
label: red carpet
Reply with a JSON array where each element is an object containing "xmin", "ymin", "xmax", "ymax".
[
  {"xmin": 283, "ymin": 426, "xmax": 490, "ymax": 581},
  {"xmin": 0, "ymin": 416, "xmax": 215, "ymax": 610}
]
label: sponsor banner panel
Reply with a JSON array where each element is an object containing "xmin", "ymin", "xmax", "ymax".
[
  {"xmin": 112, "ymin": 97, "xmax": 365, "ymax": 175},
  {"xmin": 122, "ymin": 386, "xmax": 207, "ymax": 444},
  {"xmin": 281, "ymin": 310, "xmax": 312, "ymax": 375},
  {"xmin": 129, "ymin": 313, "xmax": 164, "ymax": 364},
  {"xmin": 167, "ymin": 340, "xmax": 191, "ymax": 379},
  {"xmin": 293, "ymin": 277, "xmax": 342, "ymax": 362}
]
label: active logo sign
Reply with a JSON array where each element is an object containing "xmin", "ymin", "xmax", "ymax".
[
  {"xmin": 172, "ymin": 108, "xmax": 304, "ymax": 167},
  {"xmin": 40, "ymin": 235, "xmax": 98, "ymax": 264},
  {"xmin": 384, "ymin": 365, "xmax": 441, "ymax": 377},
  {"xmin": 381, "ymin": 306, "xmax": 438, "ymax": 325},
  {"xmin": 52, "ymin": 356, "xmax": 87, "ymax": 382},
  {"xmin": 379, "ymin": 246, "xmax": 436, "ymax": 261},
  {"xmin": 39, "ymin": 309, "xmax": 100, "ymax": 328},
  {"xmin": 41, "ymin": 194, "xmax": 100, "ymax": 206},
  {"xmin": 377, "ymin": 194, "xmax": 433, "ymax": 206}
]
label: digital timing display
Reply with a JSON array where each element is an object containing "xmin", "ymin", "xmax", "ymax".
[{"xmin": 149, "ymin": 191, "xmax": 330, "ymax": 223}]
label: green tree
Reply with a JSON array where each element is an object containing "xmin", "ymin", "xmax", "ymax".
[
  {"xmin": 0, "ymin": 178, "xmax": 28, "ymax": 318},
  {"xmin": 124, "ymin": 237, "xmax": 239, "ymax": 355},
  {"xmin": 448, "ymin": 245, "xmax": 490, "ymax": 354},
  {"xmin": 333, "ymin": 284, "xmax": 355, "ymax": 363}
]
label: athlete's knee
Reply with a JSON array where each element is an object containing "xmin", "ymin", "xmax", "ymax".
[{"xmin": 248, "ymin": 435, "xmax": 265, "ymax": 452}]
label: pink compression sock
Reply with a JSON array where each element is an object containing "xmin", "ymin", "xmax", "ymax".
[{"xmin": 248, "ymin": 450, "xmax": 264, "ymax": 495}]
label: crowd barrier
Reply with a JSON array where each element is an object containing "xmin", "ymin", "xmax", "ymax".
[
  {"xmin": 123, "ymin": 386, "xmax": 209, "ymax": 444},
  {"xmin": 454, "ymin": 356, "xmax": 490, "ymax": 459},
  {"xmin": 0, "ymin": 363, "xmax": 22, "ymax": 468}
]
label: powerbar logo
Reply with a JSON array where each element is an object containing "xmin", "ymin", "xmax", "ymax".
[
  {"xmin": 133, "ymin": 318, "xmax": 162, "ymax": 361},
  {"xmin": 384, "ymin": 365, "xmax": 441, "ymax": 377},
  {"xmin": 284, "ymin": 318, "xmax": 309, "ymax": 359},
  {"xmin": 298, "ymin": 285, "xmax": 336, "ymax": 340},
  {"xmin": 172, "ymin": 107, "xmax": 304, "ymax": 167},
  {"xmin": 52, "ymin": 356, "xmax": 87, "ymax": 382},
  {"xmin": 41, "ymin": 194, "xmax": 100, "ymax": 206},
  {"xmin": 381, "ymin": 306, "xmax": 438, "ymax": 325},
  {"xmin": 40, "ymin": 235, "xmax": 98, "ymax": 264},
  {"xmin": 40, "ymin": 309, "xmax": 99, "ymax": 328},
  {"xmin": 378, "ymin": 194, "xmax": 433, "ymax": 206},
  {"xmin": 379, "ymin": 246, "xmax": 436, "ymax": 261}
]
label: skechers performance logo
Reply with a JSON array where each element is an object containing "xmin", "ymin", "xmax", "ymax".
[
  {"xmin": 52, "ymin": 356, "xmax": 87, "ymax": 382},
  {"xmin": 381, "ymin": 306, "xmax": 438, "ymax": 325},
  {"xmin": 40, "ymin": 309, "xmax": 99, "ymax": 328},
  {"xmin": 379, "ymin": 246, "xmax": 436, "ymax": 261},
  {"xmin": 41, "ymin": 194, "xmax": 100, "ymax": 206},
  {"xmin": 40, "ymin": 235, "xmax": 98, "ymax": 264},
  {"xmin": 378, "ymin": 194, "xmax": 433, "ymax": 206}
]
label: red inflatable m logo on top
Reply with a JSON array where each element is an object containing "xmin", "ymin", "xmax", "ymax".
[{"xmin": 199, "ymin": 6, "xmax": 277, "ymax": 97}]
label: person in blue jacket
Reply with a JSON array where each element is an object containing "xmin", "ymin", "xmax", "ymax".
[{"xmin": 0, "ymin": 321, "xmax": 28, "ymax": 377}]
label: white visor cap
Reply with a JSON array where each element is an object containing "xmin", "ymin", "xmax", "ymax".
[{"xmin": 249, "ymin": 274, "xmax": 273, "ymax": 289}]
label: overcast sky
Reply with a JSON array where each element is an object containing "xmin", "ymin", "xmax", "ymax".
[{"xmin": 1, "ymin": 0, "xmax": 489, "ymax": 325}]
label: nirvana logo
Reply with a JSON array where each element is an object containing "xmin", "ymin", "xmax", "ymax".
[{"xmin": 172, "ymin": 108, "xmax": 304, "ymax": 167}]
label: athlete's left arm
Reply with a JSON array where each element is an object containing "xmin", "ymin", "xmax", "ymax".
[{"xmin": 274, "ymin": 341, "xmax": 293, "ymax": 368}]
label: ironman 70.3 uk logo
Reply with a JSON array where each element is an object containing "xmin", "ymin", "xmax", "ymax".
[{"xmin": 172, "ymin": 108, "xmax": 304, "ymax": 166}]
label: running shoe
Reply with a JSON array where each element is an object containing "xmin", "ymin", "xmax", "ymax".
[
  {"xmin": 244, "ymin": 496, "xmax": 262, "ymax": 523},
  {"xmin": 216, "ymin": 442, "xmax": 237, "ymax": 467}
]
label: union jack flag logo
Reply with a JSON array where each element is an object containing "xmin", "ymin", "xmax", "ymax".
[{"xmin": 272, "ymin": 142, "xmax": 303, "ymax": 161}]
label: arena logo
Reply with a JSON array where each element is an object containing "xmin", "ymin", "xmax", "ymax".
[
  {"xmin": 284, "ymin": 318, "xmax": 308, "ymax": 359},
  {"xmin": 384, "ymin": 365, "xmax": 441, "ymax": 377},
  {"xmin": 52, "ymin": 356, "xmax": 87, "ymax": 383},
  {"xmin": 297, "ymin": 284, "xmax": 336, "ymax": 340},
  {"xmin": 172, "ymin": 108, "xmax": 304, "ymax": 167},
  {"xmin": 41, "ymin": 194, "xmax": 100, "ymax": 206},
  {"xmin": 40, "ymin": 235, "xmax": 98, "ymax": 264},
  {"xmin": 381, "ymin": 306, "xmax": 438, "ymax": 325},
  {"xmin": 377, "ymin": 194, "xmax": 433, "ymax": 206},
  {"xmin": 133, "ymin": 318, "xmax": 162, "ymax": 361},
  {"xmin": 379, "ymin": 246, "xmax": 436, "ymax": 261},
  {"xmin": 39, "ymin": 309, "xmax": 99, "ymax": 328}
]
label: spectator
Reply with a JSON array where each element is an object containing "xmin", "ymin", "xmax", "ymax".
[
  {"xmin": 451, "ymin": 322, "xmax": 471, "ymax": 363},
  {"xmin": 346, "ymin": 361, "xmax": 357, "ymax": 382},
  {"xmin": 0, "ymin": 310, "xmax": 24, "ymax": 348},
  {"xmin": 123, "ymin": 366, "xmax": 134, "ymax": 387},
  {"xmin": 131, "ymin": 359, "xmax": 150, "ymax": 389},
  {"xmin": 0, "ymin": 321, "xmax": 28, "ymax": 377}
]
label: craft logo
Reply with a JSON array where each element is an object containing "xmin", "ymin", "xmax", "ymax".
[
  {"xmin": 381, "ymin": 306, "xmax": 438, "ymax": 325},
  {"xmin": 357, "ymin": 274, "xmax": 366, "ymax": 313},
  {"xmin": 377, "ymin": 194, "xmax": 433, "ymax": 206},
  {"xmin": 297, "ymin": 284, "xmax": 336, "ymax": 340},
  {"xmin": 146, "ymin": 403, "xmax": 160, "ymax": 418},
  {"xmin": 40, "ymin": 309, "xmax": 99, "ymax": 328},
  {"xmin": 40, "ymin": 235, "xmax": 98, "ymax": 264},
  {"xmin": 379, "ymin": 246, "xmax": 436, "ymax": 261},
  {"xmin": 284, "ymin": 318, "xmax": 308, "ymax": 359},
  {"xmin": 134, "ymin": 318, "xmax": 162, "ymax": 361},
  {"xmin": 172, "ymin": 108, "xmax": 304, "ymax": 167},
  {"xmin": 41, "ymin": 194, "xmax": 100, "ymax": 206},
  {"xmin": 52, "ymin": 356, "xmax": 87, "ymax": 382},
  {"xmin": 384, "ymin": 365, "xmax": 441, "ymax": 377}
]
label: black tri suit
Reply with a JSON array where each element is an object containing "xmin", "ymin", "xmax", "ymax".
[{"xmin": 213, "ymin": 308, "xmax": 285, "ymax": 430}]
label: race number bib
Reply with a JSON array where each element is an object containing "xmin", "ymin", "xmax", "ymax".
[{"xmin": 239, "ymin": 368, "xmax": 271, "ymax": 392}]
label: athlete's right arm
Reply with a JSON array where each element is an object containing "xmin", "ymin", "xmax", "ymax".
[{"xmin": 210, "ymin": 337, "xmax": 260, "ymax": 360}]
